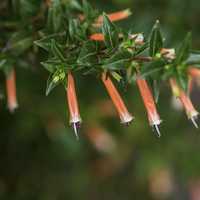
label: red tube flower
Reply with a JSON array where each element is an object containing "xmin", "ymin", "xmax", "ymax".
[
  {"xmin": 89, "ymin": 33, "xmax": 105, "ymax": 41},
  {"xmin": 101, "ymin": 72, "xmax": 133, "ymax": 125},
  {"xmin": 79, "ymin": 9, "xmax": 131, "ymax": 27},
  {"xmin": 6, "ymin": 68, "xmax": 18, "ymax": 113},
  {"xmin": 136, "ymin": 76, "xmax": 162, "ymax": 136},
  {"xmin": 67, "ymin": 72, "xmax": 82, "ymax": 138},
  {"xmin": 96, "ymin": 9, "xmax": 131, "ymax": 25},
  {"xmin": 170, "ymin": 78, "xmax": 199, "ymax": 128}
]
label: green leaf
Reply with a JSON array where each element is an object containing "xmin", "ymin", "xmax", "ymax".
[
  {"xmin": 77, "ymin": 41, "xmax": 97, "ymax": 65},
  {"xmin": 102, "ymin": 13, "xmax": 119, "ymax": 49},
  {"xmin": 68, "ymin": 19, "xmax": 86, "ymax": 41},
  {"xmin": 175, "ymin": 70, "xmax": 189, "ymax": 92},
  {"xmin": 69, "ymin": 0, "xmax": 82, "ymax": 11},
  {"xmin": 19, "ymin": 0, "xmax": 42, "ymax": 18},
  {"xmin": 140, "ymin": 59, "xmax": 165, "ymax": 79},
  {"xmin": 153, "ymin": 80, "xmax": 161, "ymax": 103},
  {"xmin": 0, "ymin": 59, "xmax": 7, "ymax": 69},
  {"xmin": 47, "ymin": 0, "xmax": 63, "ymax": 33},
  {"xmin": 10, "ymin": 37, "xmax": 33, "ymax": 53},
  {"xmin": 82, "ymin": 0, "xmax": 95, "ymax": 19},
  {"xmin": 34, "ymin": 33, "xmax": 65, "ymax": 51},
  {"xmin": 34, "ymin": 38, "xmax": 51, "ymax": 51},
  {"xmin": 135, "ymin": 42, "xmax": 149, "ymax": 56},
  {"xmin": 102, "ymin": 49, "xmax": 132, "ymax": 70},
  {"xmin": 149, "ymin": 20, "xmax": 163, "ymax": 57},
  {"xmin": 175, "ymin": 32, "xmax": 192, "ymax": 64},
  {"xmin": 46, "ymin": 77, "xmax": 59, "ymax": 96},
  {"xmin": 6, "ymin": 31, "xmax": 33, "ymax": 54},
  {"xmin": 46, "ymin": 72, "xmax": 61, "ymax": 96},
  {"xmin": 41, "ymin": 62, "xmax": 56, "ymax": 73},
  {"xmin": 111, "ymin": 72, "xmax": 122, "ymax": 82},
  {"xmin": 50, "ymin": 39, "xmax": 65, "ymax": 62}
]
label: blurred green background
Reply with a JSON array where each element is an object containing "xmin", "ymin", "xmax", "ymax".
[{"xmin": 0, "ymin": 0, "xmax": 200, "ymax": 199}]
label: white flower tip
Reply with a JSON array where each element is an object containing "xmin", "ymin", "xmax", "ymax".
[
  {"xmin": 71, "ymin": 122, "xmax": 81, "ymax": 140},
  {"xmin": 153, "ymin": 124, "xmax": 161, "ymax": 138},
  {"xmin": 190, "ymin": 115, "xmax": 199, "ymax": 129},
  {"xmin": 120, "ymin": 113, "xmax": 134, "ymax": 126},
  {"xmin": 8, "ymin": 103, "xmax": 18, "ymax": 113}
]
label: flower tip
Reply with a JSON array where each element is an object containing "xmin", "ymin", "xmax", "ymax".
[
  {"xmin": 121, "ymin": 115, "xmax": 134, "ymax": 126},
  {"xmin": 190, "ymin": 116, "xmax": 199, "ymax": 129},
  {"xmin": 152, "ymin": 124, "xmax": 161, "ymax": 138},
  {"xmin": 8, "ymin": 103, "xmax": 18, "ymax": 113},
  {"xmin": 72, "ymin": 122, "xmax": 81, "ymax": 140}
]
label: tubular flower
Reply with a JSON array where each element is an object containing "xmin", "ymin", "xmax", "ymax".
[
  {"xmin": 79, "ymin": 9, "xmax": 131, "ymax": 27},
  {"xmin": 89, "ymin": 33, "xmax": 123, "ymax": 41},
  {"xmin": 136, "ymin": 76, "xmax": 162, "ymax": 136},
  {"xmin": 101, "ymin": 72, "xmax": 133, "ymax": 125},
  {"xmin": 170, "ymin": 78, "xmax": 199, "ymax": 128},
  {"xmin": 95, "ymin": 9, "xmax": 131, "ymax": 26},
  {"xmin": 89, "ymin": 33, "xmax": 105, "ymax": 41},
  {"xmin": 89, "ymin": 33, "xmax": 144, "ymax": 45},
  {"xmin": 67, "ymin": 72, "xmax": 82, "ymax": 138},
  {"xmin": 6, "ymin": 68, "xmax": 18, "ymax": 113}
]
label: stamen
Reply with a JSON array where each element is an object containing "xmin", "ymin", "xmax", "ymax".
[
  {"xmin": 72, "ymin": 122, "xmax": 80, "ymax": 140},
  {"xmin": 152, "ymin": 124, "xmax": 161, "ymax": 138},
  {"xmin": 191, "ymin": 116, "xmax": 199, "ymax": 129}
]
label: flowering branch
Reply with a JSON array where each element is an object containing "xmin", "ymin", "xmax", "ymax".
[{"xmin": 1, "ymin": 0, "xmax": 200, "ymax": 137}]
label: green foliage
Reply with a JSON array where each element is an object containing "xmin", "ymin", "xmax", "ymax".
[
  {"xmin": 149, "ymin": 20, "xmax": 163, "ymax": 57},
  {"xmin": 102, "ymin": 14, "xmax": 119, "ymax": 50},
  {"xmin": 1, "ymin": 0, "xmax": 200, "ymax": 199}
]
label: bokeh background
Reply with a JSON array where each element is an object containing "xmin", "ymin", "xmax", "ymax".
[{"xmin": 0, "ymin": 0, "xmax": 200, "ymax": 199}]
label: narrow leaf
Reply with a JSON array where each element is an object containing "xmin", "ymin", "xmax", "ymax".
[
  {"xmin": 175, "ymin": 32, "xmax": 192, "ymax": 64},
  {"xmin": 102, "ymin": 13, "xmax": 119, "ymax": 49},
  {"xmin": 149, "ymin": 20, "xmax": 163, "ymax": 57}
]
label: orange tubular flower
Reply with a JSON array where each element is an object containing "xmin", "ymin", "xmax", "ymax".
[
  {"xmin": 6, "ymin": 68, "xmax": 18, "ymax": 113},
  {"xmin": 67, "ymin": 72, "xmax": 82, "ymax": 138},
  {"xmin": 136, "ymin": 76, "xmax": 162, "ymax": 136},
  {"xmin": 170, "ymin": 78, "xmax": 199, "ymax": 128},
  {"xmin": 101, "ymin": 73, "xmax": 133, "ymax": 125},
  {"xmin": 79, "ymin": 9, "xmax": 131, "ymax": 27},
  {"xmin": 89, "ymin": 33, "xmax": 105, "ymax": 41},
  {"xmin": 95, "ymin": 9, "xmax": 131, "ymax": 26}
]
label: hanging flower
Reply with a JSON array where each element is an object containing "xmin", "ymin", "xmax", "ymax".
[
  {"xmin": 67, "ymin": 72, "xmax": 82, "ymax": 138},
  {"xmin": 6, "ymin": 68, "xmax": 18, "ymax": 113},
  {"xmin": 101, "ymin": 72, "xmax": 133, "ymax": 125},
  {"xmin": 136, "ymin": 76, "xmax": 162, "ymax": 136},
  {"xmin": 170, "ymin": 78, "xmax": 199, "ymax": 128}
]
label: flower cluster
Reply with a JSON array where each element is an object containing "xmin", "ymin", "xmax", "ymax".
[{"xmin": 1, "ymin": 0, "xmax": 200, "ymax": 138}]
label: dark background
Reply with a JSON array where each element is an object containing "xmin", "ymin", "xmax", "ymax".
[{"xmin": 0, "ymin": 0, "xmax": 200, "ymax": 199}]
